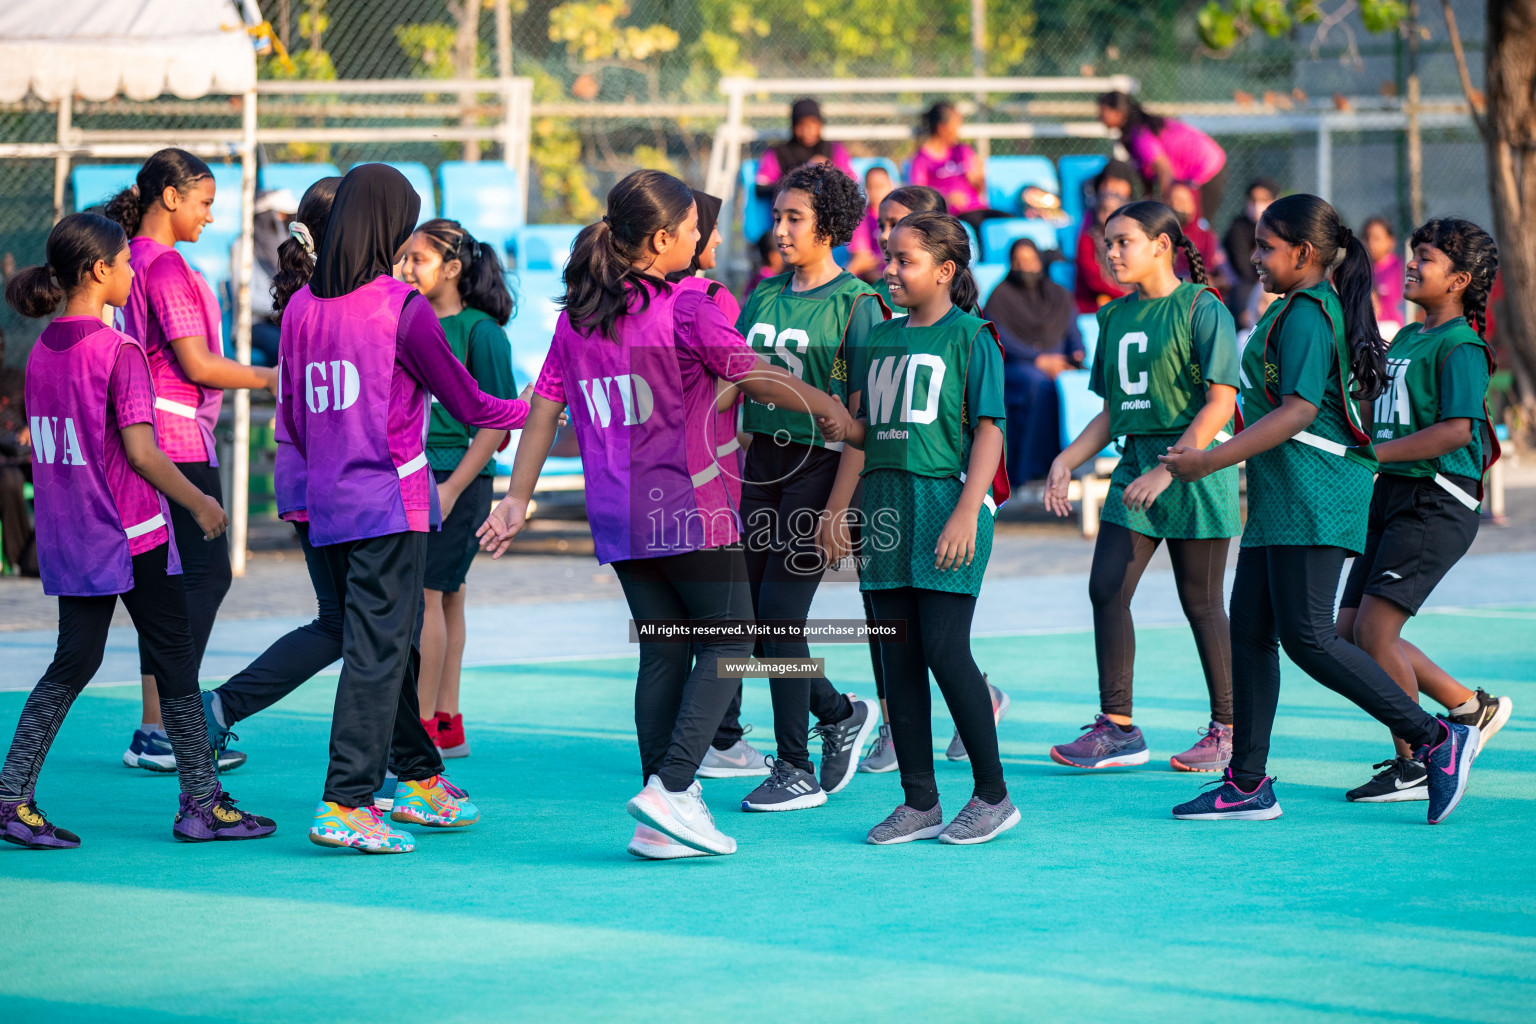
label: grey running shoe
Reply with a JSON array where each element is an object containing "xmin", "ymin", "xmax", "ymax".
[
  {"xmin": 740, "ymin": 757, "xmax": 827, "ymax": 812},
  {"xmin": 813, "ymin": 696, "xmax": 879, "ymax": 794},
  {"xmin": 697, "ymin": 734, "xmax": 770, "ymax": 779},
  {"xmin": 1447, "ymin": 689, "xmax": 1513, "ymax": 754},
  {"xmin": 859, "ymin": 723, "xmax": 898, "ymax": 773},
  {"xmin": 938, "ymin": 795, "xmax": 1021, "ymax": 845},
  {"xmin": 946, "ymin": 678, "xmax": 1009, "ymax": 762},
  {"xmin": 1170, "ymin": 721, "xmax": 1233, "ymax": 773},
  {"xmin": 866, "ymin": 803, "xmax": 944, "ymax": 845}
]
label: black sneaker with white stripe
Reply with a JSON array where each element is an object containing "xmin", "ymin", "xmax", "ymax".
[
  {"xmin": 812, "ymin": 696, "xmax": 878, "ymax": 795},
  {"xmin": 740, "ymin": 757, "xmax": 827, "ymax": 812},
  {"xmin": 1345, "ymin": 757, "xmax": 1428, "ymax": 803}
]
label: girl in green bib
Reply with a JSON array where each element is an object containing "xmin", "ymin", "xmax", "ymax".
[
  {"xmin": 828, "ymin": 211, "xmax": 1019, "ymax": 846},
  {"xmin": 1161, "ymin": 194, "xmax": 1479, "ymax": 825},
  {"xmin": 1042, "ymin": 200, "xmax": 1240, "ymax": 774},
  {"xmin": 722, "ymin": 161, "xmax": 887, "ymax": 813},
  {"xmin": 401, "ymin": 219, "xmax": 519, "ymax": 758},
  {"xmin": 1335, "ymin": 218, "xmax": 1512, "ymax": 803}
]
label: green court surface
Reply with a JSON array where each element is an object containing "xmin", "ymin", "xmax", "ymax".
[{"xmin": 3, "ymin": 610, "xmax": 1533, "ymax": 1023}]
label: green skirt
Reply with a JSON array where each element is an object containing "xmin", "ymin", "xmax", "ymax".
[
  {"xmin": 858, "ymin": 469, "xmax": 993, "ymax": 596},
  {"xmin": 1101, "ymin": 434, "xmax": 1240, "ymax": 540}
]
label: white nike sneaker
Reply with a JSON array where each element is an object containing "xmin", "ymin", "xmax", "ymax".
[
  {"xmin": 696, "ymin": 737, "xmax": 770, "ymax": 778},
  {"xmin": 626, "ymin": 776, "xmax": 737, "ymax": 855},
  {"xmin": 627, "ymin": 823, "xmax": 710, "ymax": 860}
]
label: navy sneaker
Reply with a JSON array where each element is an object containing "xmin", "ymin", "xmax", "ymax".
[
  {"xmin": 201, "ymin": 691, "xmax": 249, "ymax": 773},
  {"xmin": 122, "ymin": 728, "xmax": 177, "ymax": 772},
  {"xmin": 812, "ymin": 696, "xmax": 878, "ymax": 795},
  {"xmin": 740, "ymin": 758, "xmax": 827, "ymax": 812},
  {"xmin": 1049, "ymin": 714, "xmax": 1150, "ymax": 769},
  {"xmin": 1172, "ymin": 770, "xmax": 1282, "ymax": 821},
  {"xmin": 1418, "ymin": 718, "xmax": 1479, "ymax": 825}
]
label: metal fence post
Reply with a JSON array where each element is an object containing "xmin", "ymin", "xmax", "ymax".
[
  {"xmin": 231, "ymin": 87, "xmax": 258, "ymax": 578},
  {"xmin": 52, "ymin": 93, "xmax": 71, "ymax": 224}
]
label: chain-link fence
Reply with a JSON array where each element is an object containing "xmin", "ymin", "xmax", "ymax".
[{"xmin": 0, "ymin": 0, "xmax": 1490, "ymax": 361}]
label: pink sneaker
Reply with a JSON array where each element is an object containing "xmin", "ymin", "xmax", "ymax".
[{"xmin": 1170, "ymin": 721, "xmax": 1232, "ymax": 773}]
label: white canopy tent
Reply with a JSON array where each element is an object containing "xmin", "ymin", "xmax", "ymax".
[{"xmin": 0, "ymin": 0, "xmax": 262, "ymax": 574}]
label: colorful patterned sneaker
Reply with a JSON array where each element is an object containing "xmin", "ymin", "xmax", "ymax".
[
  {"xmin": 0, "ymin": 799, "xmax": 80, "ymax": 849},
  {"xmin": 740, "ymin": 757, "xmax": 827, "ymax": 812},
  {"xmin": 1346, "ymin": 757, "xmax": 1429, "ymax": 803},
  {"xmin": 437, "ymin": 713, "xmax": 471, "ymax": 759},
  {"xmin": 374, "ymin": 771, "xmax": 398, "ymax": 812},
  {"xmin": 697, "ymin": 736, "xmax": 770, "ymax": 779},
  {"xmin": 858, "ymin": 723, "xmax": 899, "ymax": 774},
  {"xmin": 172, "ymin": 788, "xmax": 277, "ymax": 842},
  {"xmin": 866, "ymin": 803, "xmax": 944, "ymax": 845},
  {"xmin": 626, "ymin": 776, "xmax": 736, "ymax": 855},
  {"xmin": 1170, "ymin": 721, "xmax": 1233, "ymax": 773},
  {"xmin": 390, "ymin": 774, "xmax": 480, "ymax": 828},
  {"xmin": 200, "ymin": 691, "xmax": 248, "ymax": 773},
  {"xmin": 946, "ymin": 678, "xmax": 1010, "ymax": 761},
  {"xmin": 627, "ymin": 823, "xmax": 710, "ymax": 861},
  {"xmin": 308, "ymin": 802, "xmax": 416, "ymax": 853},
  {"xmin": 1419, "ymin": 718, "xmax": 1479, "ymax": 825},
  {"xmin": 938, "ymin": 795, "xmax": 1022, "ymax": 845},
  {"xmin": 122, "ymin": 728, "xmax": 176, "ymax": 772},
  {"xmin": 1050, "ymin": 715, "xmax": 1150, "ymax": 769},
  {"xmin": 1172, "ymin": 770, "xmax": 1282, "ymax": 821},
  {"xmin": 1447, "ymin": 689, "xmax": 1513, "ymax": 755},
  {"xmin": 813, "ymin": 696, "xmax": 879, "ymax": 794}
]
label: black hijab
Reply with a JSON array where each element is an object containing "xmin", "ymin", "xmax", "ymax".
[
  {"xmin": 311, "ymin": 164, "xmax": 421, "ymax": 298},
  {"xmin": 982, "ymin": 244, "xmax": 1076, "ymax": 362},
  {"xmin": 665, "ymin": 189, "xmax": 724, "ymax": 282}
]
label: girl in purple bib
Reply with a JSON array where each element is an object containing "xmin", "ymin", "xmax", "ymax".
[
  {"xmin": 478, "ymin": 170, "xmax": 854, "ymax": 860},
  {"xmin": 104, "ymin": 149, "xmax": 280, "ymax": 773},
  {"xmin": 277, "ymin": 165, "xmax": 529, "ymax": 854},
  {"xmin": 0, "ymin": 214, "xmax": 275, "ymax": 849}
]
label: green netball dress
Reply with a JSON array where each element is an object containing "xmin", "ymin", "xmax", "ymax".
[
  {"xmin": 1372, "ymin": 319, "xmax": 1493, "ymax": 497},
  {"xmin": 737, "ymin": 271, "xmax": 887, "ymax": 445},
  {"xmin": 1088, "ymin": 283, "xmax": 1241, "ymax": 539},
  {"xmin": 852, "ymin": 306, "xmax": 1007, "ymax": 596},
  {"xmin": 1239, "ymin": 281, "xmax": 1377, "ymax": 553}
]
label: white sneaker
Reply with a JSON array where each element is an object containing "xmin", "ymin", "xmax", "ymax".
[
  {"xmin": 696, "ymin": 738, "xmax": 770, "ymax": 778},
  {"xmin": 626, "ymin": 776, "xmax": 737, "ymax": 855},
  {"xmin": 626, "ymin": 823, "xmax": 710, "ymax": 860}
]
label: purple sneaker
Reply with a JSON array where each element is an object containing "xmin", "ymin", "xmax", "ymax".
[
  {"xmin": 1170, "ymin": 721, "xmax": 1233, "ymax": 773},
  {"xmin": 173, "ymin": 787, "xmax": 278, "ymax": 842},
  {"xmin": 1, "ymin": 798, "xmax": 80, "ymax": 850},
  {"xmin": 1049, "ymin": 714, "xmax": 1150, "ymax": 769}
]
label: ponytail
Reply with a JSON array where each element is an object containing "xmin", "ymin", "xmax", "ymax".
[
  {"xmin": 1409, "ymin": 217, "xmax": 1499, "ymax": 341},
  {"xmin": 4, "ymin": 212, "xmax": 127, "ymax": 319},
  {"xmin": 1175, "ymin": 236, "xmax": 1208, "ymax": 285},
  {"xmin": 894, "ymin": 211, "xmax": 979, "ymax": 312},
  {"xmin": 271, "ymin": 176, "xmax": 341, "ymax": 320},
  {"xmin": 561, "ymin": 169, "xmax": 695, "ymax": 338},
  {"xmin": 1259, "ymin": 193, "xmax": 1387, "ymax": 401},
  {"xmin": 99, "ymin": 148, "xmax": 213, "ymax": 237},
  {"xmin": 460, "ymin": 240, "xmax": 514, "ymax": 325}
]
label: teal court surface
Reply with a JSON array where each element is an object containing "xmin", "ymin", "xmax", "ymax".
[{"xmin": 2, "ymin": 606, "xmax": 1533, "ymax": 1023}]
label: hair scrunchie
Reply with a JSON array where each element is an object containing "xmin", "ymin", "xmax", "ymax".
[{"xmin": 289, "ymin": 221, "xmax": 315, "ymax": 255}]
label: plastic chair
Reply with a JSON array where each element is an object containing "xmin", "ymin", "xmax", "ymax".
[
  {"xmin": 980, "ymin": 218, "xmax": 1061, "ymax": 264},
  {"xmin": 740, "ymin": 159, "xmax": 772, "ymax": 247},
  {"xmin": 382, "ymin": 161, "xmax": 437, "ymax": 223},
  {"xmin": 514, "ymin": 225, "xmax": 584, "ymax": 272},
  {"xmin": 259, "ymin": 162, "xmax": 341, "ymax": 199},
  {"xmin": 440, "ymin": 162, "xmax": 524, "ymax": 259},
  {"xmin": 849, "ymin": 156, "xmax": 901, "ymax": 189},
  {"xmin": 1077, "ymin": 313, "xmax": 1101, "ymax": 367},
  {"xmin": 71, "ymin": 164, "xmax": 139, "ymax": 211},
  {"xmin": 1058, "ymin": 153, "xmax": 1109, "ymax": 226},
  {"xmin": 1049, "ymin": 260, "xmax": 1076, "ymax": 293},
  {"xmin": 970, "ymin": 263, "xmax": 1006, "ymax": 308},
  {"xmin": 985, "ymin": 155, "xmax": 1060, "ymax": 215},
  {"xmin": 1056, "ymin": 368, "xmax": 1117, "ymax": 536}
]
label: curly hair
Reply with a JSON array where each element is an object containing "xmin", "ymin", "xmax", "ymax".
[
  {"xmin": 1408, "ymin": 218, "xmax": 1499, "ymax": 340},
  {"xmin": 775, "ymin": 162, "xmax": 865, "ymax": 248}
]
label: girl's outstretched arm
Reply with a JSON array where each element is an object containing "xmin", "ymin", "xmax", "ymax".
[{"xmin": 1161, "ymin": 394, "xmax": 1316, "ymax": 483}]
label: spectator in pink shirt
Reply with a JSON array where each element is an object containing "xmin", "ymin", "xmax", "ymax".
[
  {"xmin": 908, "ymin": 101, "xmax": 1008, "ymax": 233},
  {"xmin": 754, "ymin": 98, "xmax": 855, "ymax": 198},
  {"xmin": 1097, "ymin": 92, "xmax": 1228, "ymax": 216},
  {"xmin": 1363, "ymin": 216, "xmax": 1405, "ymax": 330},
  {"xmin": 846, "ymin": 164, "xmax": 893, "ymax": 281}
]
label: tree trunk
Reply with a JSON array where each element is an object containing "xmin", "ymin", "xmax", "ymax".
[
  {"xmin": 1485, "ymin": 0, "xmax": 1536, "ymax": 441},
  {"xmin": 454, "ymin": 0, "xmax": 482, "ymax": 162}
]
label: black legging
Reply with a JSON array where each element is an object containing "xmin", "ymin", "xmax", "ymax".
[
  {"xmin": 1088, "ymin": 522, "xmax": 1232, "ymax": 724},
  {"xmin": 614, "ymin": 546, "xmax": 754, "ymax": 792},
  {"xmin": 868, "ymin": 587, "xmax": 1005, "ymax": 811},
  {"xmin": 139, "ymin": 460, "xmax": 230, "ymax": 677},
  {"xmin": 1228, "ymin": 544, "xmax": 1442, "ymax": 784}
]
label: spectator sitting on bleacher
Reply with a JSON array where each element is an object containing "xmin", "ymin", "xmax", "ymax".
[
  {"xmin": 1075, "ymin": 160, "xmax": 1137, "ymax": 313},
  {"xmin": 1222, "ymin": 177, "xmax": 1277, "ymax": 327},
  {"xmin": 846, "ymin": 164, "xmax": 892, "ymax": 281},
  {"xmin": 984, "ymin": 238, "xmax": 1084, "ymax": 484},
  {"xmin": 909, "ymin": 101, "xmax": 1009, "ymax": 234},
  {"xmin": 0, "ymin": 364, "xmax": 37, "ymax": 577},
  {"xmin": 1168, "ymin": 181, "xmax": 1232, "ymax": 292},
  {"xmin": 755, "ymin": 98, "xmax": 855, "ymax": 198},
  {"xmin": 235, "ymin": 188, "xmax": 299, "ymax": 367},
  {"xmin": 744, "ymin": 230, "xmax": 785, "ymax": 302}
]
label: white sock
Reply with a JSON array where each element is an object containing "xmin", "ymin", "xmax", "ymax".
[
  {"xmin": 1448, "ymin": 695, "xmax": 1480, "ymax": 717},
  {"xmin": 141, "ymin": 722, "xmax": 163, "ymax": 735}
]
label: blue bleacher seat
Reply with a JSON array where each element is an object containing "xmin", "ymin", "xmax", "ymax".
[
  {"xmin": 514, "ymin": 224, "xmax": 583, "ymax": 272},
  {"xmin": 970, "ymin": 263, "xmax": 1006, "ymax": 308},
  {"xmin": 383, "ymin": 161, "xmax": 437, "ymax": 223},
  {"xmin": 980, "ymin": 218, "xmax": 1062, "ymax": 264},
  {"xmin": 985, "ymin": 156, "xmax": 1060, "ymax": 215},
  {"xmin": 499, "ymin": 269, "xmax": 581, "ymax": 482},
  {"xmin": 72, "ymin": 164, "xmax": 139, "ymax": 211},
  {"xmin": 1056, "ymin": 369, "xmax": 1113, "ymax": 456},
  {"xmin": 259, "ymin": 162, "xmax": 341, "ymax": 200},
  {"xmin": 1077, "ymin": 313, "xmax": 1101, "ymax": 367},
  {"xmin": 741, "ymin": 158, "xmax": 772, "ymax": 246},
  {"xmin": 849, "ymin": 156, "xmax": 901, "ymax": 189},
  {"xmin": 441, "ymin": 161, "xmax": 524, "ymax": 259},
  {"xmin": 1049, "ymin": 259, "xmax": 1075, "ymax": 293},
  {"xmin": 1057, "ymin": 223, "xmax": 1079, "ymax": 256},
  {"xmin": 1058, "ymin": 153, "xmax": 1109, "ymax": 226}
]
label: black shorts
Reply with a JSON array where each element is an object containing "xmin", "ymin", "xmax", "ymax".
[
  {"xmin": 424, "ymin": 470, "xmax": 493, "ymax": 593},
  {"xmin": 1340, "ymin": 472, "xmax": 1480, "ymax": 615}
]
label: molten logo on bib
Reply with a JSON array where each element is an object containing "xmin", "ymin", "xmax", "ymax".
[
  {"xmin": 306, "ymin": 360, "xmax": 361, "ymax": 413},
  {"xmin": 30, "ymin": 415, "xmax": 88, "ymax": 466}
]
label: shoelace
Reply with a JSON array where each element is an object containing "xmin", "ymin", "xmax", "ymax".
[
  {"xmin": 758, "ymin": 756, "xmax": 803, "ymax": 792},
  {"xmin": 1368, "ymin": 758, "xmax": 1401, "ymax": 778},
  {"xmin": 436, "ymin": 776, "xmax": 468, "ymax": 799},
  {"xmin": 867, "ymin": 729, "xmax": 889, "ymax": 755},
  {"xmin": 949, "ymin": 800, "xmax": 989, "ymax": 832}
]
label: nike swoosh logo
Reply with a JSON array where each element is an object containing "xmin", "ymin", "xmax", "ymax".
[
  {"xmin": 1214, "ymin": 794, "xmax": 1258, "ymax": 810},
  {"xmin": 1394, "ymin": 775, "xmax": 1423, "ymax": 789},
  {"xmin": 1439, "ymin": 732, "xmax": 1459, "ymax": 775}
]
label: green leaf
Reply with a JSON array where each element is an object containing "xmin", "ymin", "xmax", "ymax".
[{"xmin": 1197, "ymin": 1, "xmax": 1238, "ymax": 50}]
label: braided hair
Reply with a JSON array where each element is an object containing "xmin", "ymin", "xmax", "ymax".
[
  {"xmin": 776, "ymin": 161, "xmax": 865, "ymax": 248},
  {"xmin": 1105, "ymin": 200, "xmax": 1209, "ymax": 285},
  {"xmin": 1408, "ymin": 218, "xmax": 1499, "ymax": 340}
]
